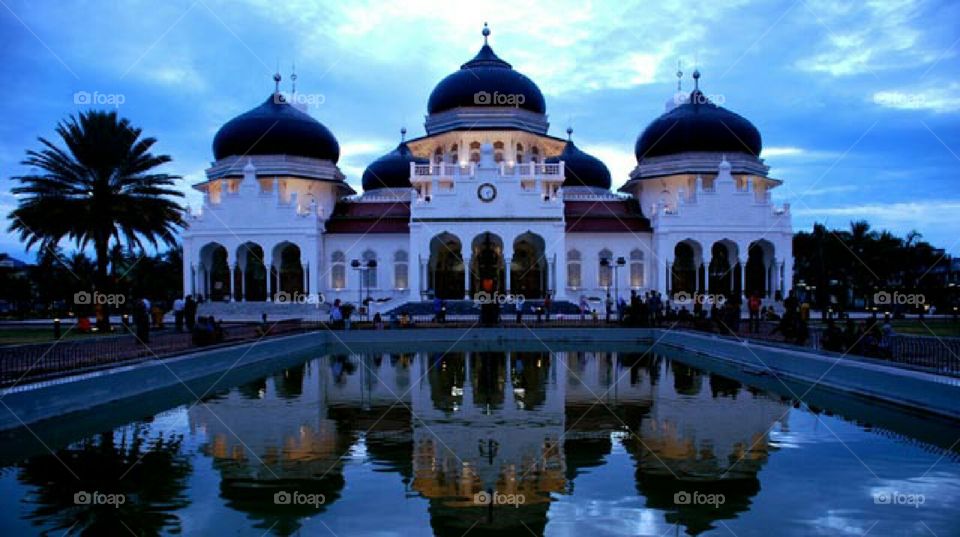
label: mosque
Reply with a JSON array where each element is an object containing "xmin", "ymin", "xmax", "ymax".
[{"xmin": 180, "ymin": 24, "xmax": 793, "ymax": 313}]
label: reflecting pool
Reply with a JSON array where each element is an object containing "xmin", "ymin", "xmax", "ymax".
[{"xmin": 1, "ymin": 345, "xmax": 958, "ymax": 536}]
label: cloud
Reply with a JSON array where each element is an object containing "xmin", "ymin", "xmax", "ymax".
[
  {"xmin": 794, "ymin": 0, "xmax": 941, "ymax": 76},
  {"xmin": 583, "ymin": 143, "xmax": 636, "ymax": 189},
  {"xmin": 762, "ymin": 146, "xmax": 805, "ymax": 157},
  {"xmin": 872, "ymin": 84, "xmax": 960, "ymax": 113}
]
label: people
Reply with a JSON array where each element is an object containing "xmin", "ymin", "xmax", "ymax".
[
  {"xmin": 184, "ymin": 295, "xmax": 197, "ymax": 332},
  {"xmin": 579, "ymin": 295, "xmax": 588, "ymax": 322},
  {"xmin": 605, "ymin": 293, "xmax": 613, "ymax": 323},
  {"xmin": 543, "ymin": 293, "xmax": 552, "ymax": 322},
  {"xmin": 330, "ymin": 299, "xmax": 343, "ymax": 329},
  {"xmin": 433, "ymin": 296, "xmax": 443, "ymax": 323},
  {"xmin": 173, "ymin": 296, "xmax": 185, "ymax": 332},
  {"xmin": 133, "ymin": 297, "xmax": 150, "ymax": 344},
  {"xmin": 373, "ymin": 311, "xmax": 384, "ymax": 330},
  {"xmin": 748, "ymin": 293, "xmax": 762, "ymax": 333}
]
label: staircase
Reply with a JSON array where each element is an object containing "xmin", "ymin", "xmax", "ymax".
[{"xmin": 197, "ymin": 300, "xmax": 330, "ymax": 322}]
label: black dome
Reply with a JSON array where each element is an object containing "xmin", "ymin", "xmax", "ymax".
[
  {"xmin": 547, "ymin": 139, "xmax": 612, "ymax": 190},
  {"xmin": 213, "ymin": 93, "xmax": 340, "ymax": 162},
  {"xmin": 634, "ymin": 89, "xmax": 762, "ymax": 161},
  {"xmin": 427, "ymin": 43, "xmax": 546, "ymax": 115},
  {"xmin": 361, "ymin": 141, "xmax": 427, "ymax": 191}
]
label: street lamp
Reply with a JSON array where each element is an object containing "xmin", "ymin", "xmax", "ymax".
[
  {"xmin": 600, "ymin": 256, "xmax": 627, "ymax": 316},
  {"xmin": 351, "ymin": 259, "xmax": 378, "ymax": 319}
]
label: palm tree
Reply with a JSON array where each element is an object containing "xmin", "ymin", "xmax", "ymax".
[{"xmin": 7, "ymin": 110, "xmax": 185, "ymax": 328}]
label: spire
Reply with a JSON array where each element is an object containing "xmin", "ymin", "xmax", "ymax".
[
  {"xmin": 400, "ymin": 127, "xmax": 407, "ymax": 142},
  {"xmin": 273, "ymin": 72, "xmax": 282, "ymax": 94},
  {"xmin": 482, "ymin": 22, "xmax": 490, "ymax": 45},
  {"xmin": 692, "ymin": 68, "xmax": 700, "ymax": 92},
  {"xmin": 566, "ymin": 126, "xmax": 573, "ymax": 141},
  {"xmin": 676, "ymin": 60, "xmax": 683, "ymax": 92},
  {"xmin": 290, "ymin": 62, "xmax": 297, "ymax": 95}
]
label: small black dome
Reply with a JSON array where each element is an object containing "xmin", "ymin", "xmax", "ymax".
[
  {"xmin": 547, "ymin": 139, "xmax": 612, "ymax": 190},
  {"xmin": 635, "ymin": 89, "xmax": 762, "ymax": 161},
  {"xmin": 361, "ymin": 142, "xmax": 427, "ymax": 191},
  {"xmin": 427, "ymin": 43, "xmax": 546, "ymax": 115},
  {"xmin": 213, "ymin": 93, "xmax": 340, "ymax": 162}
]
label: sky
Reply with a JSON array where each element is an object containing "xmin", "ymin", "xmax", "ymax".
[{"xmin": 1, "ymin": 0, "xmax": 959, "ymax": 261}]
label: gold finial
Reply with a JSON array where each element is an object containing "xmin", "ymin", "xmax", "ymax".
[{"xmin": 482, "ymin": 22, "xmax": 490, "ymax": 45}]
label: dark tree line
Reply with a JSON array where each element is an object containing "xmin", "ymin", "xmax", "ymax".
[
  {"xmin": 0, "ymin": 246, "xmax": 182, "ymax": 318},
  {"xmin": 793, "ymin": 221, "xmax": 957, "ymax": 312}
]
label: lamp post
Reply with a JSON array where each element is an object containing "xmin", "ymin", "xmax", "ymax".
[
  {"xmin": 600, "ymin": 256, "xmax": 627, "ymax": 316},
  {"xmin": 351, "ymin": 259, "xmax": 378, "ymax": 319}
]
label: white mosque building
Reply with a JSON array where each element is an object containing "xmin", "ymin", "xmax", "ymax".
[{"xmin": 181, "ymin": 25, "xmax": 793, "ymax": 313}]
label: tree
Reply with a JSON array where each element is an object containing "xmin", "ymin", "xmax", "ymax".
[{"xmin": 7, "ymin": 110, "xmax": 185, "ymax": 329}]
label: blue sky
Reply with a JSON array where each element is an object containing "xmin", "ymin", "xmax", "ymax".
[{"xmin": 1, "ymin": 0, "xmax": 959, "ymax": 260}]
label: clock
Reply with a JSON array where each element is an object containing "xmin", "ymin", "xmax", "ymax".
[{"xmin": 477, "ymin": 183, "xmax": 497, "ymax": 202}]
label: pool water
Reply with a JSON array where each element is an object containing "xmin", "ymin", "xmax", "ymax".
[{"xmin": 0, "ymin": 346, "xmax": 958, "ymax": 536}]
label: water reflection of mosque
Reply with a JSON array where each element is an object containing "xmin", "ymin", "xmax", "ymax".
[{"xmin": 188, "ymin": 351, "xmax": 788, "ymax": 536}]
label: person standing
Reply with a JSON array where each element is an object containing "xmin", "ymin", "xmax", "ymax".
[
  {"xmin": 748, "ymin": 293, "xmax": 762, "ymax": 334},
  {"xmin": 184, "ymin": 295, "xmax": 197, "ymax": 332},
  {"xmin": 173, "ymin": 296, "xmax": 185, "ymax": 332},
  {"xmin": 605, "ymin": 293, "xmax": 613, "ymax": 323},
  {"xmin": 133, "ymin": 297, "xmax": 150, "ymax": 344},
  {"xmin": 543, "ymin": 293, "xmax": 552, "ymax": 322}
]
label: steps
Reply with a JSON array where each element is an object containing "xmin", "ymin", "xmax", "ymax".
[{"xmin": 197, "ymin": 300, "xmax": 329, "ymax": 322}]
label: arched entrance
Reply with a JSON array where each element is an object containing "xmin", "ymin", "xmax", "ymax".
[
  {"xmin": 746, "ymin": 240, "xmax": 775, "ymax": 298},
  {"xmin": 471, "ymin": 232, "xmax": 505, "ymax": 297},
  {"xmin": 429, "ymin": 233, "xmax": 464, "ymax": 299},
  {"xmin": 272, "ymin": 242, "xmax": 304, "ymax": 298},
  {"xmin": 200, "ymin": 242, "xmax": 230, "ymax": 301},
  {"xmin": 671, "ymin": 240, "xmax": 701, "ymax": 295},
  {"xmin": 237, "ymin": 242, "xmax": 267, "ymax": 301},
  {"xmin": 708, "ymin": 240, "xmax": 738, "ymax": 300},
  {"xmin": 511, "ymin": 232, "xmax": 547, "ymax": 298}
]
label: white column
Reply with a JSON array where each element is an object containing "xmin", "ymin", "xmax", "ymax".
[
  {"xmin": 505, "ymin": 257, "xmax": 512, "ymax": 293},
  {"xmin": 463, "ymin": 256, "xmax": 471, "ymax": 299},
  {"xmin": 739, "ymin": 258, "xmax": 747, "ymax": 300},
  {"xmin": 703, "ymin": 257, "xmax": 712, "ymax": 295},
  {"xmin": 240, "ymin": 267, "xmax": 246, "ymax": 302},
  {"xmin": 302, "ymin": 264, "xmax": 308, "ymax": 295},
  {"xmin": 229, "ymin": 265, "xmax": 236, "ymax": 302}
]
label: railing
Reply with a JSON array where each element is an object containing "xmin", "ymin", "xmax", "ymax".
[
  {"xmin": 0, "ymin": 320, "xmax": 311, "ymax": 387},
  {"xmin": 411, "ymin": 162, "xmax": 564, "ymax": 179},
  {"xmin": 412, "ymin": 163, "xmax": 474, "ymax": 177},
  {"xmin": 500, "ymin": 162, "xmax": 563, "ymax": 177}
]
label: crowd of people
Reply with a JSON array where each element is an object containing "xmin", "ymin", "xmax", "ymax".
[{"xmin": 821, "ymin": 316, "xmax": 896, "ymax": 358}]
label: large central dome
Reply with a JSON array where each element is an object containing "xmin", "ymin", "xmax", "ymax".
[
  {"xmin": 213, "ymin": 83, "xmax": 340, "ymax": 162},
  {"xmin": 427, "ymin": 24, "xmax": 546, "ymax": 115},
  {"xmin": 634, "ymin": 72, "xmax": 761, "ymax": 161}
]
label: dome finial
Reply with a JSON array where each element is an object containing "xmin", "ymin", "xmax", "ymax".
[
  {"xmin": 400, "ymin": 127, "xmax": 407, "ymax": 142},
  {"xmin": 290, "ymin": 62, "xmax": 297, "ymax": 94},
  {"xmin": 676, "ymin": 59, "xmax": 683, "ymax": 92},
  {"xmin": 482, "ymin": 22, "xmax": 490, "ymax": 45},
  {"xmin": 692, "ymin": 68, "xmax": 700, "ymax": 92},
  {"xmin": 273, "ymin": 71, "xmax": 282, "ymax": 94},
  {"xmin": 566, "ymin": 126, "xmax": 573, "ymax": 140}
]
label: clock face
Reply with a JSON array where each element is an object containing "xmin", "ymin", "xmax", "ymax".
[{"xmin": 477, "ymin": 183, "xmax": 497, "ymax": 202}]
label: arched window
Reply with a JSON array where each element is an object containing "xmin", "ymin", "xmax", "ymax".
[
  {"xmin": 394, "ymin": 250, "xmax": 408, "ymax": 289},
  {"xmin": 516, "ymin": 143, "xmax": 524, "ymax": 163},
  {"xmin": 493, "ymin": 141, "xmax": 504, "ymax": 163},
  {"xmin": 598, "ymin": 249, "xmax": 613, "ymax": 288},
  {"xmin": 449, "ymin": 144, "xmax": 459, "ymax": 164},
  {"xmin": 530, "ymin": 146, "xmax": 540, "ymax": 163},
  {"xmin": 362, "ymin": 250, "xmax": 378, "ymax": 289},
  {"xmin": 433, "ymin": 147, "xmax": 443, "ymax": 164},
  {"xmin": 567, "ymin": 249, "xmax": 581, "ymax": 288},
  {"xmin": 331, "ymin": 251, "xmax": 346, "ymax": 289},
  {"xmin": 470, "ymin": 141, "xmax": 481, "ymax": 163},
  {"xmin": 630, "ymin": 249, "xmax": 645, "ymax": 288}
]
